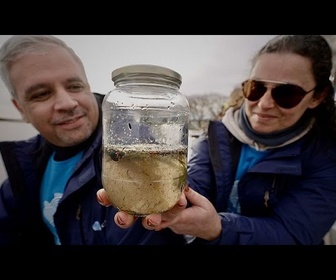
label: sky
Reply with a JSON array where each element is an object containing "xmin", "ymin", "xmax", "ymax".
[{"xmin": 0, "ymin": 35, "xmax": 276, "ymax": 120}]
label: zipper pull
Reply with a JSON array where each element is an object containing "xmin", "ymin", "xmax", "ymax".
[
  {"xmin": 76, "ymin": 204, "xmax": 82, "ymax": 220},
  {"xmin": 264, "ymin": 191, "xmax": 269, "ymax": 208}
]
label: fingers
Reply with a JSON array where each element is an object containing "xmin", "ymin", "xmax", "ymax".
[
  {"xmin": 183, "ymin": 185, "xmax": 206, "ymax": 206},
  {"xmin": 142, "ymin": 214, "xmax": 162, "ymax": 230},
  {"xmin": 97, "ymin": 187, "xmax": 190, "ymax": 232},
  {"xmin": 114, "ymin": 211, "xmax": 138, "ymax": 228},
  {"xmin": 96, "ymin": 189, "xmax": 112, "ymax": 206},
  {"xmin": 141, "ymin": 191, "xmax": 188, "ymax": 230},
  {"xmin": 142, "ymin": 192, "xmax": 187, "ymax": 230},
  {"xmin": 97, "ymin": 189, "xmax": 137, "ymax": 228},
  {"xmin": 166, "ymin": 190, "xmax": 188, "ymax": 216}
]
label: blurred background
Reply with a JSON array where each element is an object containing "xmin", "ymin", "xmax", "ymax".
[{"xmin": 0, "ymin": 35, "xmax": 279, "ymax": 181}]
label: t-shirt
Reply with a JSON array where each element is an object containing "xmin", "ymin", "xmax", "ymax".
[
  {"xmin": 227, "ymin": 144, "xmax": 269, "ymax": 214},
  {"xmin": 40, "ymin": 151, "xmax": 83, "ymax": 245}
]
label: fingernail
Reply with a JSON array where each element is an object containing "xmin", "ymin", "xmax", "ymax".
[
  {"xmin": 116, "ymin": 215, "xmax": 126, "ymax": 226},
  {"xmin": 97, "ymin": 194, "xmax": 104, "ymax": 205},
  {"xmin": 147, "ymin": 219, "xmax": 156, "ymax": 227},
  {"xmin": 185, "ymin": 185, "xmax": 190, "ymax": 192}
]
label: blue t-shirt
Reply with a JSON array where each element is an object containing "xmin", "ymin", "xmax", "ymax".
[
  {"xmin": 227, "ymin": 144, "xmax": 269, "ymax": 214},
  {"xmin": 40, "ymin": 151, "xmax": 83, "ymax": 245}
]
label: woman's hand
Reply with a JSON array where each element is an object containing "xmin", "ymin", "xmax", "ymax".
[
  {"xmin": 156, "ymin": 186, "xmax": 222, "ymax": 241},
  {"xmin": 97, "ymin": 185, "xmax": 222, "ymax": 241}
]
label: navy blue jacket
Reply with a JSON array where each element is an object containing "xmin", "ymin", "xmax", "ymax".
[
  {"xmin": 0, "ymin": 93, "xmax": 186, "ymax": 245},
  {"xmin": 187, "ymin": 120, "xmax": 336, "ymax": 245}
]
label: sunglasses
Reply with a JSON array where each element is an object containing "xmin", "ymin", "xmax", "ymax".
[{"xmin": 241, "ymin": 79, "xmax": 316, "ymax": 109}]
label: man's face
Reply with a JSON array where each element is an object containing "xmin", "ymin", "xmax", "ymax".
[{"xmin": 10, "ymin": 46, "xmax": 99, "ymax": 147}]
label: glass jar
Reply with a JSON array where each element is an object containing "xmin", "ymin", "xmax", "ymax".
[{"xmin": 102, "ymin": 64, "xmax": 190, "ymax": 216}]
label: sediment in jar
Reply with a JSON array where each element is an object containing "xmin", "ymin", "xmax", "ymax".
[{"xmin": 102, "ymin": 145, "xmax": 187, "ymax": 216}]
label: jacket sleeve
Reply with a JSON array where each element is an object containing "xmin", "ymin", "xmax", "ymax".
[
  {"xmin": 187, "ymin": 134, "xmax": 217, "ymax": 203},
  {"xmin": 0, "ymin": 179, "xmax": 19, "ymax": 244}
]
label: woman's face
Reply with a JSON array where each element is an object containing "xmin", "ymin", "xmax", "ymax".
[{"xmin": 245, "ymin": 53, "xmax": 324, "ymax": 134}]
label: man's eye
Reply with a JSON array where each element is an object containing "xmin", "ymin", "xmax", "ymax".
[
  {"xmin": 69, "ymin": 84, "xmax": 84, "ymax": 91},
  {"xmin": 29, "ymin": 91, "xmax": 50, "ymax": 101}
]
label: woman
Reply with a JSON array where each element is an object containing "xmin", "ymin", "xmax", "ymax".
[{"xmin": 97, "ymin": 35, "xmax": 336, "ymax": 245}]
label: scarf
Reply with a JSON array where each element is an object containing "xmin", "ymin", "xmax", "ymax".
[{"xmin": 222, "ymin": 103, "xmax": 314, "ymax": 151}]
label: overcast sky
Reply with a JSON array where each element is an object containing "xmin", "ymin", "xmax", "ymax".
[{"xmin": 0, "ymin": 35, "xmax": 276, "ymax": 119}]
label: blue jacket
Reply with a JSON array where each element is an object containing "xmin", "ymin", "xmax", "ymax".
[
  {"xmin": 187, "ymin": 120, "xmax": 336, "ymax": 245},
  {"xmin": 0, "ymin": 93, "xmax": 186, "ymax": 245}
]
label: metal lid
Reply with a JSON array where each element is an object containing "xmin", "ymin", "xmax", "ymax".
[{"xmin": 111, "ymin": 64, "xmax": 182, "ymax": 86}]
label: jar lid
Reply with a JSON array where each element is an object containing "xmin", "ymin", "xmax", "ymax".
[{"xmin": 111, "ymin": 64, "xmax": 182, "ymax": 86}]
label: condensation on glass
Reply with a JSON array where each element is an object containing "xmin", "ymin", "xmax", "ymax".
[{"xmin": 102, "ymin": 64, "xmax": 190, "ymax": 216}]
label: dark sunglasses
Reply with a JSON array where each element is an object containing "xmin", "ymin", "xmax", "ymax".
[{"xmin": 241, "ymin": 79, "xmax": 316, "ymax": 109}]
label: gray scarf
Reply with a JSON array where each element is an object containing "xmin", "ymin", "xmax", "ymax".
[{"xmin": 222, "ymin": 104, "xmax": 314, "ymax": 151}]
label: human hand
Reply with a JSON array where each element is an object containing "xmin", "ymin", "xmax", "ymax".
[
  {"xmin": 96, "ymin": 185, "xmax": 222, "ymax": 241},
  {"xmin": 96, "ymin": 187, "xmax": 187, "ymax": 230},
  {"xmin": 155, "ymin": 186, "xmax": 222, "ymax": 241}
]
